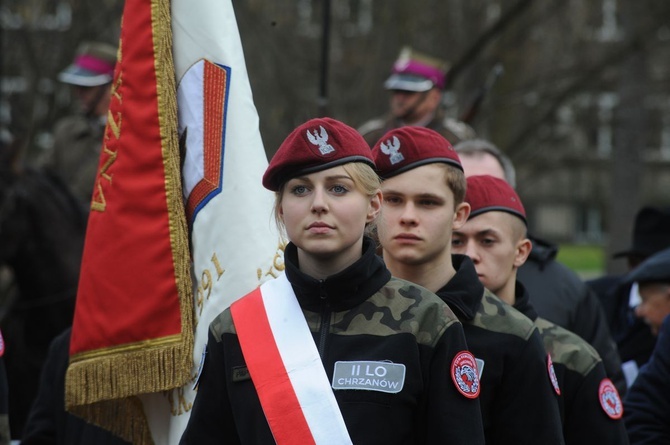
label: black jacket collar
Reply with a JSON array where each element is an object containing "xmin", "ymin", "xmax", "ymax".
[
  {"xmin": 436, "ymin": 254, "xmax": 484, "ymax": 321},
  {"xmin": 513, "ymin": 280, "xmax": 539, "ymax": 322},
  {"xmin": 284, "ymin": 236, "xmax": 391, "ymax": 312}
]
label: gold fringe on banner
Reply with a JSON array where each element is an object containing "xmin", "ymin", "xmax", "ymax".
[{"xmin": 65, "ymin": 0, "xmax": 194, "ymax": 442}]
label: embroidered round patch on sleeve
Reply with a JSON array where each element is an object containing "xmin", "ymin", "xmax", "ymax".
[
  {"xmin": 599, "ymin": 378, "xmax": 623, "ymax": 419},
  {"xmin": 547, "ymin": 354, "xmax": 561, "ymax": 395},
  {"xmin": 451, "ymin": 351, "xmax": 480, "ymax": 399}
]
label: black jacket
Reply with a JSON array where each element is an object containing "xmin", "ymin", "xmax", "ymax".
[
  {"xmin": 587, "ymin": 274, "xmax": 656, "ymax": 369},
  {"xmin": 624, "ymin": 315, "xmax": 670, "ymax": 444},
  {"xmin": 0, "ymin": 347, "xmax": 8, "ymax": 445},
  {"xmin": 437, "ymin": 255, "xmax": 565, "ymax": 445},
  {"xmin": 514, "ymin": 283, "xmax": 629, "ymax": 445},
  {"xmin": 20, "ymin": 328, "xmax": 130, "ymax": 445},
  {"xmin": 518, "ymin": 235, "xmax": 626, "ymax": 394},
  {"xmin": 181, "ymin": 239, "xmax": 485, "ymax": 444}
]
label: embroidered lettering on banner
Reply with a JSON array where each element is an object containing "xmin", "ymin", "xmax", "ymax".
[
  {"xmin": 92, "ymin": 52, "xmax": 123, "ymax": 213},
  {"xmin": 166, "ymin": 386, "xmax": 192, "ymax": 416},
  {"xmin": 257, "ymin": 242, "xmax": 286, "ymax": 280},
  {"xmin": 332, "ymin": 361, "xmax": 406, "ymax": 394}
]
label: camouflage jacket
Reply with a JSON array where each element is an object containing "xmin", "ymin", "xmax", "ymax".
[
  {"xmin": 514, "ymin": 283, "xmax": 629, "ymax": 445},
  {"xmin": 48, "ymin": 114, "xmax": 106, "ymax": 207},
  {"xmin": 357, "ymin": 108, "xmax": 476, "ymax": 148},
  {"xmin": 181, "ymin": 239, "xmax": 485, "ymax": 445},
  {"xmin": 437, "ymin": 255, "xmax": 565, "ymax": 445}
]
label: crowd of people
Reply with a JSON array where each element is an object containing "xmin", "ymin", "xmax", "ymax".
[{"xmin": 2, "ymin": 42, "xmax": 669, "ymax": 444}]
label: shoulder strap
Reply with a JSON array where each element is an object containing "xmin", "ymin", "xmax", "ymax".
[{"xmin": 230, "ymin": 273, "xmax": 352, "ymax": 445}]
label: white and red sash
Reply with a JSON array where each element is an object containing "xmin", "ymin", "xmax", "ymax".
[{"xmin": 230, "ymin": 272, "xmax": 353, "ymax": 445}]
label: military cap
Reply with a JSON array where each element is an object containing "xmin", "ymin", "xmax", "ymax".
[
  {"xmin": 262, "ymin": 117, "xmax": 375, "ymax": 191},
  {"xmin": 613, "ymin": 206, "xmax": 670, "ymax": 259},
  {"xmin": 465, "ymin": 175, "xmax": 526, "ymax": 224},
  {"xmin": 624, "ymin": 247, "xmax": 670, "ymax": 285},
  {"xmin": 384, "ymin": 46, "xmax": 450, "ymax": 92},
  {"xmin": 372, "ymin": 126, "xmax": 462, "ymax": 179},
  {"xmin": 58, "ymin": 41, "xmax": 117, "ymax": 87}
]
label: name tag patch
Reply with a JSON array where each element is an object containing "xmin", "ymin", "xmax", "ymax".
[{"xmin": 332, "ymin": 361, "xmax": 406, "ymax": 394}]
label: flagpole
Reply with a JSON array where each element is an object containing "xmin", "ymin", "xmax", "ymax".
[{"xmin": 317, "ymin": 0, "xmax": 331, "ymax": 117}]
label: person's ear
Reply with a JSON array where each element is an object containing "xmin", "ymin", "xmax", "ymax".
[
  {"xmin": 452, "ymin": 202, "xmax": 471, "ymax": 230},
  {"xmin": 513, "ymin": 237, "xmax": 532, "ymax": 268},
  {"xmin": 367, "ymin": 190, "xmax": 383, "ymax": 223}
]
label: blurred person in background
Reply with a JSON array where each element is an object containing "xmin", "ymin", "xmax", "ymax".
[
  {"xmin": 358, "ymin": 46, "xmax": 476, "ymax": 148},
  {"xmin": 47, "ymin": 41, "xmax": 117, "ymax": 209},
  {"xmin": 588, "ymin": 206, "xmax": 670, "ymax": 386},
  {"xmin": 622, "ymin": 248, "xmax": 670, "ymax": 444}
]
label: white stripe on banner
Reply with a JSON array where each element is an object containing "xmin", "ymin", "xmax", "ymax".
[{"xmin": 261, "ymin": 273, "xmax": 353, "ymax": 445}]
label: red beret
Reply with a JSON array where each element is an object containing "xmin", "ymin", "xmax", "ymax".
[
  {"xmin": 465, "ymin": 175, "xmax": 526, "ymax": 224},
  {"xmin": 371, "ymin": 126, "xmax": 462, "ymax": 179},
  {"xmin": 263, "ymin": 117, "xmax": 375, "ymax": 191}
]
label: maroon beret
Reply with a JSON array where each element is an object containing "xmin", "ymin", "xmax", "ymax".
[
  {"xmin": 371, "ymin": 126, "xmax": 462, "ymax": 179},
  {"xmin": 263, "ymin": 117, "xmax": 375, "ymax": 191},
  {"xmin": 465, "ymin": 175, "xmax": 526, "ymax": 224}
]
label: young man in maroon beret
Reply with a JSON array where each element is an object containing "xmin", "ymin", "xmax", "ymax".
[
  {"xmin": 452, "ymin": 174, "xmax": 628, "ymax": 444},
  {"xmin": 372, "ymin": 127, "xmax": 564, "ymax": 445}
]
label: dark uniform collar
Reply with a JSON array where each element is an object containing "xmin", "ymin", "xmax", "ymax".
[
  {"xmin": 435, "ymin": 254, "xmax": 485, "ymax": 321},
  {"xmin": 284, "ymin": 236, "xmax": 391, "ymax": 312},
  {"xmin": 513, "ymin": 280, "xmax": 539, "ymax": 322}
]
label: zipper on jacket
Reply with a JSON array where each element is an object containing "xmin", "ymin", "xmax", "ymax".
[{"xmin": 317, "ymin": 280, "xmax": 330, "ymax": 359}]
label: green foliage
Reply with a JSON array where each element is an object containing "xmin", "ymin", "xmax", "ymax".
[{"xmin": 556, "ymin": 244, "xmax": 605, "ymax": 277}]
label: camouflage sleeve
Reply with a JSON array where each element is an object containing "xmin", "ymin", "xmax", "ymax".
[
  {"xmin": 422, "ymin": 322, "xmax": 485, "ymax": 445},
  {"xmin": 562, "ymin": 363, "xmax": 628, "ymax": 444},
  {"xmin": 492, "ymin": 328, "xmax": 566, "ymax": 445},
  {"xmin": 180, "ymin": 328, "xmax": 240, "ymax": 445}
]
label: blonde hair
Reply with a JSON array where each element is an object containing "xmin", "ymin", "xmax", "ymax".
[{"xmin": 273, "ymin": 162, "xmax": 381, "ymax": 237}]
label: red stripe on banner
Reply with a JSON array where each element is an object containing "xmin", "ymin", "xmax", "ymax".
[
  {"xmin": 70, "ymin": 0, "xmax": 182, "ymax": 355},
  {"xmin": 231, "ymin": 289, "xmax": 316, "ymax": 445},
  {"xmin": 185, "ymin": 61, "xmax": 227, "ymax": 222}
]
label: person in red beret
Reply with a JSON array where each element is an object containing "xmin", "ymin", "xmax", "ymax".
[
  {"xmin": 372, "ymin": 127, "xmax": 565, "ymax": 445},
  {"xmin": 181, "ymin": 118, "xmax": 485, "ymax": 445},
  {"xmin": 452, "ymin": 174, "xmax": 628, "ymax": 444}
]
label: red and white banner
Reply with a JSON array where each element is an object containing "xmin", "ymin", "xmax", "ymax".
[
  {"xmin": 141, "ymin": 0, "xmax": 282, "ymax": 443},
  {"xmin": 65, "ymin": 0, "xmax": 280, "ymax": 443},
  {"xmin": 65, "ymin": 0, "xmax": 193, "ymax": 443}
]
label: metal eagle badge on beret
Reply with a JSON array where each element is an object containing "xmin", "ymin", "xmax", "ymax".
[
  {"xmin": 306, "ymin": 125, "xmax": 335, "ymax": 156},
  {"xmin": 547, "ymin": 354, "xmax": 561, "ymax": 395},
  {"xmin": 599, "ymin": 378, "xmax": 623, "ymax": 419},
  {"xmin": 380, "ymin": 135, "xmax": 404, "ymax": 165},
  {"xmin": 451, "ymin": 351, "xmax": 480, "ymax": 399}
]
